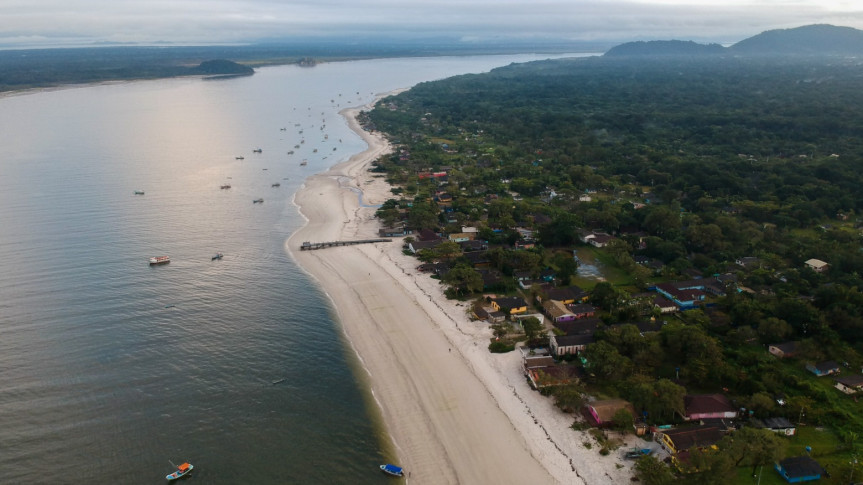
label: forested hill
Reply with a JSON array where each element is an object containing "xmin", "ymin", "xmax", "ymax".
[
  {"xmin": 604, "ymin": 40, "xmax": 725, "ymax": 57},
  {"xmin": 604, "ymin": 23, "xmax": 863, "ymax": 57},
  {"xmin": 368, "ymin": 54, "xmax": 863, "ymax": 279},
  {"xmin": 730, "ymin": 24, "xmax": 863, "ymax": 56}
]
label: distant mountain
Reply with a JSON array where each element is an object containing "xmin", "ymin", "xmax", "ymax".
[
  {"xmin": 603, "ymin": 24, "xmax": 863, "ymax": 58},
  {"xmin": 729, "ymin": 24, "xmax": 863, "ymax": 56},
  {"xmin": 604, "ymin": 40, "xmax": 725, "ymax": 57}
]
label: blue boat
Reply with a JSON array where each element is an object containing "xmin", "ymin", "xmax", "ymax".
[{"xmin": 380, "ymin": 464, "xmax": 404, "ymax": 477}]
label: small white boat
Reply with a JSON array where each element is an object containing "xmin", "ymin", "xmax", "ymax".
[
  {"xmin": 220, "ymin": 184, "xmax": 231, "ymax": 189},
  {"xmin": 134, "ymin": 190, "xmax": 145, "ymax": 195},
  {"xmin": 149, "ymin": 256, "xmax": 171, "ymax": 265},
  {"xmin": 166, "ymin": 462, "xmax": 193, "ymax": 481},
  {"xmin": 235, "ymin": 156, "xmax": 244, "ymax": 160},
  {"xmin": 252, "ymin": 148, "xmax": 262, "ymax": 153},
  {"xmin": 253, "ymin": 198, "xmax": 264, "ymax": 204}
]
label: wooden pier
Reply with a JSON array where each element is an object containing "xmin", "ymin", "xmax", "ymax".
[{"xmin": 300, "ymin": 239, "xmax": 392, "ymax": 250}]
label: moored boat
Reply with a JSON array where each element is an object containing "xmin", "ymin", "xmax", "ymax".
[
  {"xmin": 166, "ymin": 462, "xmax": 193, "ymax": 481},
  {"xmin": 380, "ymin": 464, "xmax": 404, "ymax": 477},
  {"xmin": 149, "ymin": 256, "xmax": 171, "ymax": 265}
]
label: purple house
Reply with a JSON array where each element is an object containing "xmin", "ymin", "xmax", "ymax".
[{"xmin": 542, "ymin": 300, "xmax": 576, "ymax": 323}]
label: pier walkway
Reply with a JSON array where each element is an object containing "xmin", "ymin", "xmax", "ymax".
[{"xmin": 300, "ymin": 239, "xmax": 392, "ymax": 250}]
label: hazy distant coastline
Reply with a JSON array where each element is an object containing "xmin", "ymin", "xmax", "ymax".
[{"xmin": 0, "ymin": 41, "xmax": 604, "ymax": 94}]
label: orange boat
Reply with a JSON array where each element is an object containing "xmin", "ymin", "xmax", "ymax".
[{"xmin": 166, "ymin": 462, "xmax": 193, "ymax": 481}]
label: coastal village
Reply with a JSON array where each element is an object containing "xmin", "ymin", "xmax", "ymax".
[{"xmin": 356, "ymin": 60, "xmax": 863, "ymax": 483}]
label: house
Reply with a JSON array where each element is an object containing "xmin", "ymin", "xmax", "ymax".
[
  {"xmin": 459, "ymin": 240, "xmax": 487, "ymax": 252},
  {"xmin": 554, "ymin": 317, "xmax": 601, "ymax": 336},
  {"xmin": 447, "ymin": 232, "xmax": 474, "ymax": 243},
  {"xmin": 656, "ymin": 425, "xmax": 725, "ymax": 459},
  {"xmin": 526, "ymin": 364, "xmax": 583, "ymax": 389},
  {"xmin": 567, "ymin": 303, "xmax": 596, "ymax": 319},
  {"xmin": 806, "ymin": 361, "xmax": 840, "ymax": 377},
  {"xmin": 487, "ymin": 310, "xmax": 507, "ymax": 324},
  {"xmin": 463, "ymin": 250, "xmax": 491, "ymax": 269},
  {"xmin": 585, "ymin": 399, "xmax": 635, "ymax": 427},
  {"xmin": 379, "ymin": 225, "xmax": 407, "ymax": 237},
  {"xmin": 769, "ymin": 341, "xmax": 799, "ymax": 358},
  {"xmin": 408, "ymin": 239, "xmax": 443, "ymax": 254},
  {"xmin": 751, "ymin": 417, "xmax": 797, "ymax": 436},
  {"xmin": 542, "ymin": 300, "xmax": 576, "ymax": 323},
  {"xmin": 524, "ymin": 355, "xmax": 555, "ymax": 370},
  {"xmin": 543, "ymin": 286, "xmax": 589, "ymax": 304},
  {"xmin": 653, "ymin": 295, "xmax": 678, "ymax": 314},
  {"xmin": 580, "ymin": 232, "xmax": 614, "ymax": 248},
  {"xmin": 834, "ymin": 374, "xmax": 863, "ymax": 394},
  {"xmin": 416, "ymin": 228, "xmax": 442, "ymax": 241},
  {"xmin": 804, "ymin": 258, "xmax": 829, "ymax": 273},
  {"xmin": 774, "ymin": 455, "xmax": 826, "ymax": 483},
  {"xmin": 655, "ymin": 283, "xmax": 706, "ymax": 309},
  {"xmin": 471, "ymin": 306, "xmax": 489, "ymax": 321},
  {"xmin": 513, "ymin": 270, "xmax": 533, "ymax": 282},
  {"xmin": 489, "ymin": 296, "xmax": 529, "ymax": 315},
  {"xmin": 683, "ymin": 394, "xmax": 737, "ymax": 420},
  {"xmin": 550, "ymin": 334, "xmax": 594, "ymax": 356}
]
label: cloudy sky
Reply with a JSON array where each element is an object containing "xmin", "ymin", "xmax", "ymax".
[{"xmin": 1, "ymin": 0, "xmax": 862, "ymax": 48}]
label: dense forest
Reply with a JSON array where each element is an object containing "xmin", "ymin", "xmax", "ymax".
[{"xmin": 367, "ymin": 55, "xmax": 863, "ymax": 482}]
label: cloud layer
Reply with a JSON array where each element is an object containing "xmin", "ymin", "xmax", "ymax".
[{"xmin": 2, "ymin": 0, "xmax": 863, "ymax": 47}]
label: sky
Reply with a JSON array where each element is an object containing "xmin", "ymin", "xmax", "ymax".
[{"xmin": 1, "ymin": 0, "xmax": 863, "ymax": 48}]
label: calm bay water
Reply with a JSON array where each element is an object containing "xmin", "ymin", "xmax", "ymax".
[{"xmin": 0, "ymin": 53, "xmax": 584, "ymax": 483}]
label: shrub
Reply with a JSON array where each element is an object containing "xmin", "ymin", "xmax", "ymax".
[{"xmin": 489, "ymin": 341, "xmax": 515, "ymax": 353}]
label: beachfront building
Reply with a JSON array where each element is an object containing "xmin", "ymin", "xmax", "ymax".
[
  {"xmin": 489, "ymin": 296, "xmax": 528, "ymax": 316},
  {"xmin": 656, "ymin": 424, "xmax": 726, "ymax": 469},
  {"xmin": 585, "ymin": 399, "xmax": 635, "ymax": 427}
]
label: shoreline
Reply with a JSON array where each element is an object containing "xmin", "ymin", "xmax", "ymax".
[{"xmin": 287, "ymin": 93, "xmax": 637, "ymax": 484}]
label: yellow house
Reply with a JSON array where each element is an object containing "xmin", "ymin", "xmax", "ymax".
[
  {"xmin": 656, "ymin": 425, "xmax": 724, "ymax": 470},
  {"xmin": 490, "ymin": 296, "xmax": 528, "ymax": 315}
]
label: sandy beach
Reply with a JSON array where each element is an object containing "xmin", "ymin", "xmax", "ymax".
[{"xmin": 287, "ymin": 94, "xmax": 638, "ymax": 484}]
